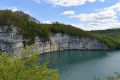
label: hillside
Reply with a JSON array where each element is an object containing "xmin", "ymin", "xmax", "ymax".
[
  {"xmin": 0, "ymin": 10, "xmax": 120, "ymax": 49},
  {"xmin": 91, "ymin": 29, "xmax": 120, "ymax": 41}
]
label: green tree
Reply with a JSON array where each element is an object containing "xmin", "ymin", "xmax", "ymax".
[{"xmin": 0, "ymin": 45, "xmax": 60, "ymax": 80}]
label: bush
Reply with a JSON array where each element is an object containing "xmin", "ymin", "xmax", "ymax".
[{"xmin": 0, "ymin": 45, "xmax": 60, "ymax": 80}]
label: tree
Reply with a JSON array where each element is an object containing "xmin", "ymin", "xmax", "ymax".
[{"xmin": 0, "ymin": 45, "xmax": 60, "ymax": 80}]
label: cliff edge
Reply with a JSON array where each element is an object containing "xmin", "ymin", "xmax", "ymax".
[{"xmin": 0, "ymin": 26, "xmax": 109, "ymax": 55}]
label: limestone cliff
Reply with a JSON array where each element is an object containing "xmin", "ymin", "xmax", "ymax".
[
  {"xmin": 0, "ymin": 26, "xmax": 109, "ymax": 55},
  {"xmin": 33, "ymin": 33, "xmax": 109, "ymax": 54}
]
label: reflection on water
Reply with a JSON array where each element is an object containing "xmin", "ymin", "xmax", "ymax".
[{"xmin": 38, "ymin": 50, "xmax": 120, "ymax": 80}]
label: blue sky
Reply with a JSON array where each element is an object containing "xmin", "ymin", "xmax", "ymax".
[{"xmin": 0, "ymin": 0, "xmax": 120, "ymax": 30}]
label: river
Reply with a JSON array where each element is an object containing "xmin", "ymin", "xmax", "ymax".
[{"xmin": 38, "ymin": 50, "xmax": 120, "ymax": 80}]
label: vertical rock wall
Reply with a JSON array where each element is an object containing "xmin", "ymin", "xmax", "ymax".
[
  {"xmin": 0, "ymin": 26, "xmax": 109, "ymax": 55},
  {"xmin": 32, "ymin": 33, "xmax": 109, "ymax": 54}
]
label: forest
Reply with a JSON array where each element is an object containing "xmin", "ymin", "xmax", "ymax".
[
  {"xmin": 91, "ymin": 29, "xmax": 120, "ymax": 41},
  {"xmin": 0, "ymin": 10, "xmax": 120, "ymax": 49}
]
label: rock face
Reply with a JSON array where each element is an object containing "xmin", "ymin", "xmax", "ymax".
[
  {"xmin": 0, "ymin": 26, "xmax": 109, "ymax": 55},
  {"xmin": 0, "ymin": 26, "xmax": 23, "ymax": 55},
  {"xmin": 33, "ymin": 33, "xmax": 109, "ymax": 54}
]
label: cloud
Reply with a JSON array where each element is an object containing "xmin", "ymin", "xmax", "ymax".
[
  {"xmin": 107, "ymin": 2, "xmax": 120, "ymax": 11},
  {"xmin": 34, "ymin": 0, "xmax": 41, "ymax": 3},
  {"xmin": 24, "ymin": 10, "xmax": 31, "ymax": 15},
  {"xmin": 7, "ymin": 7, "xmax": 18, "ymax": 12},
  {"xmin": 43, "ymin": 20, "xmax": 51, "ymax": 24},
  {"xmin": 72, "ymin": 21, "xmax": 120, "ymax": 31},
  {"xmin": 61, "ymin": 11, "xmax": 75, "ymax": 15},
  {"xmin": 44, "ymin": 0, "xmax": 97, "ymax": 7},
  {"xmin": 70, "ymin": 9, "xmax": 117, "ymax": 23},
  {"xmin": 100, "ymin": 0, "xmax": 105, "ymax": 2},
  {"xmin": 5, "ymin": 7, "xmax": 31, "ymax": 15},
  {"xmin": 63, "ymin": 2, "xmax": 120, "ymax": 30},
  {"xmin": 34, "ymin": 0, "xmax": 105, "ymax": 7}
]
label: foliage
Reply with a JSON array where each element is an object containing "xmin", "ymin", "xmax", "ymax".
[
  {"xmin": 49, "ymin": 22, "xmax": 92, "ymax": 37},
  {"xmin": 91, "ymin": 29, "xmax": 120, "ymax": 41},
  {"xmin": 0, "ymin": 10, "xmax": 50, "ymax": 45},
  {"xmin": 0, "ymin": 45, "xmax": 60, "ymax": 80},
  {"xmin": 93, "ymin": 35, "xmax": 120, "ymax": 49},
  {"xmin": 91, "ymin": 29, "xmax": 120, "ymax": 49}
]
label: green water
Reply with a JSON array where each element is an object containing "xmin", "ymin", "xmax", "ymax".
[{"xmin": 38, "ymin": 50, "xmax": 120, "ymax": 80}]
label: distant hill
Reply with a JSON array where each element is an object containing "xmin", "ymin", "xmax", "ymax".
[{"xmin": 90, "ymin": 29, "xmax": 120, "ymax": 41}]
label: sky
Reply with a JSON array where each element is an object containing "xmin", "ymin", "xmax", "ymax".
[{"xmin": 0, "ymin": 0, "xmax": 120, "ymax": 31}]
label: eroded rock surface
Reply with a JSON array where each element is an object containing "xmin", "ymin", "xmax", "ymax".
[{"xmin": 0, "ymin": 26, "xmax": 109, "ymax": 55}]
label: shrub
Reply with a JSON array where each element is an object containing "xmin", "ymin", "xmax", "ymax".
[{"xmin": 0, "ymin": 45, "xmax": 60, "ymax": 80}]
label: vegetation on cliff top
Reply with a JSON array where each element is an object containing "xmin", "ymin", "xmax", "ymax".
[
  {"xmin": 0, "ymin": 10, "xmax": 120, "ymax": 49},
  {"xmin": 91, "ymin": 29, "xmax": 120, "ymax": 41}
]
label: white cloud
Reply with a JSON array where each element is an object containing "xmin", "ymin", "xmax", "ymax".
[
  {"xmin": 43, "ymin": 20, "xmax": 51, "ymax": 24},
  {"xmin": 6, "ymin": 7, "xmax": 31, "ymax": 15},
  {"xmin": 34, "ymin": 0, "xmax": 105, "ymax": 7},
  {"xmin": 44, "ymin": 0, "xmax": 97, "ymax": 7},
  {"xmin": 73, "ymin": 21, "xmax": 120, "ymax": 31},
  {"xmin": 24, "ymin": 10, "xmax": 31, "ymax": 15},
  {"xmin": 61, "ymin": 11, "xmax": 75, "ymax": 15},
  {"xmin": 100, "ymin": 0, "xmax": 104, "ymax": 2},
  {"xmin": 63, "ymin": 2, "xmax": 120, "ymax": 30},
  {"xmin": 70, "ymin": 9, "xmax": 117, "ymax": 23},
  {"xmin": 107, "ymin": 2, "xmax": 120, "ymax": 11},
  {"xmin": 34, "ymin": 0, "xmax": 41, "ymax": 3},
  {"xmin": 7, "ymin": 7, "xmax": 18, "ymax": 12}
]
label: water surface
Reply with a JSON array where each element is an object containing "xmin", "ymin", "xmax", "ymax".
[{"xmin": 38, "ymin": 50, "xmax": 120, "ymax": 80}]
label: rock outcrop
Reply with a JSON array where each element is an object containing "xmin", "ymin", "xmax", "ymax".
[
  {"xmin": 0, "ymin": 26, "xmax": 24, "ymax": 55},
  {"xmin": 0, "ymin": 26, "xmax": 109, "ymax": 55}
]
